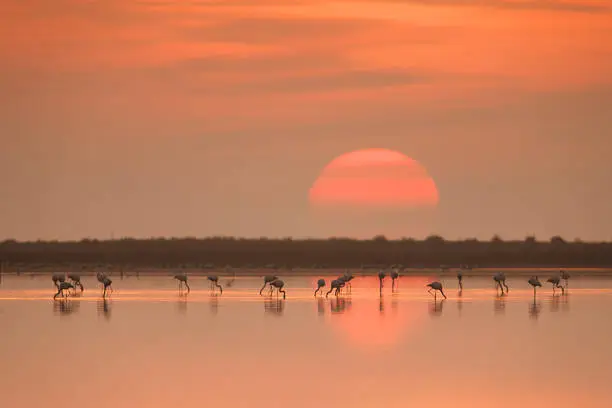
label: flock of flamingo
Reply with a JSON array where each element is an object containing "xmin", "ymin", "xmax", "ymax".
[{"xmin": 50, "ymin": 269, "xmax": 572, "ymax": 301}]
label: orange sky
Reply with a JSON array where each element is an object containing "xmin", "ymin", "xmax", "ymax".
[{"xmin": 1, "ymin": 0, "xmax": 611, "ymax": 240}]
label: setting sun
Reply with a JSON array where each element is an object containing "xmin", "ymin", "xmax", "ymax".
[{"xmin": 309, "ymin": 148, "xmax": 439, "ymax": 209}]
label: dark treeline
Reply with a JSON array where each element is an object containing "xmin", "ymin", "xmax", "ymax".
[{"xmin": 1, "ymin": 235, "xmax": 612, "ymax": 268}]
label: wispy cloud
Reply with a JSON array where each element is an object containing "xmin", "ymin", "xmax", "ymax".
[{"xmin": 370, "ymin": 0, "xmax": 610, "ymax": 13}]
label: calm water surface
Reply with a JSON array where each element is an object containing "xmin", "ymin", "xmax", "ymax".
[{"xmin": 1, "ymin": 273, "xmax": 611, "ymax": 408}]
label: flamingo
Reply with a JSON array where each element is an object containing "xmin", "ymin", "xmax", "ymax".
[
  {"xmin": 207, "ymin": 275, "xmax": 223, "ymax": 294},
  {"xmin": 326, "ymin": 279, "xmax": 344, "ymax": 297},
  {"xmin": 52, "ymin": 273, "xmax": 66, "ymax": 288},
  {"xmin": 427, "ymin": 281, "xmax": 447, "ymax": 300},
  {"xmin": 378, "ymin": 270, "xmax": 386, "ymax": 294},
  {"xmin": 560, "ymin": 270, "xmax": 570, "ymax": 288},
  {"xmin": 528, "ymin": 276, "xmax": 542, "ymax": 298},
  {"xmin": 314, "ymin": 279, "xmax": 326, "ymax": 296},
  {"xmin": 493, "ymin": 272, "xmax": 509, "ymax": 295},
  {"xmin": 174, "ymin": 273, "xmax": 190, "ymax": 293},
  {"xmin": 68, "ymin": 274, "xmax": 84, "ymax": 292},
  {"xmin": 546, "ymin": 276, "xmax": 564, "ymax": 294},
  {"xmin": 97, "ymin": 273, "xmax": 113, "ymax": 297},
  {"xmin": 336, "ymin": 276, "xmax": 347, "ymax": 295},
  {"xmin": 457, "ymin": 270, "xmax": 463, "ymax": 290},
  {"xmin": 270, "ymin": 279, "xmax": 286, "ymax": 299},
  {"xmin": 342, "ymin": 271, "xmax": 354, "ymax": 292},
  {"xmin": 391, "ymin": 269, "xmax": 400, "ymax": 290},
  {"xmin": 259, "ymin": 275, "xmax": 278, "ymax": 295},
  {"xmin": 54, "ymin": 281, "xmax": 75, "ymax": 299}
]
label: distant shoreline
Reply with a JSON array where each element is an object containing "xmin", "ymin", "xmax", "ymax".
[
  {"xmin": 3, "ymin": 237, "xmax": 612, "ymax": 270},
  {"xmin": 2, "ymin": 267, "xmax": 612, "ymax": 277}
]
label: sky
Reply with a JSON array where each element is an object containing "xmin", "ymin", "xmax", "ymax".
[{"xmin": 1, "ymin": 0, "xmax": 612, "ymax": 241}]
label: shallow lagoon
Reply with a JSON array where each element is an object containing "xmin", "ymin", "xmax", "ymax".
[{"xmin": 1, "ymin": 273, "xmax": 611, "ymax": 408}]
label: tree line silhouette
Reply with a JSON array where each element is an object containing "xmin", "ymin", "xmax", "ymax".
[{"xmin": 1, "ymin": 235, "xmax": 612, "ymax": 269}]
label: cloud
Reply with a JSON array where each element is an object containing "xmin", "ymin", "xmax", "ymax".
[
  {"xmin": 376, "ymin": 0, "xmax": 610, "ymax": 13},
  {"xmin": 228, "ymin": 69, "xmax": 428, "ymax": 94}
]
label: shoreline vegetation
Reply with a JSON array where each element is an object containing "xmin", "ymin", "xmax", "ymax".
[{"xmin": 2, "ymin": 235, "xmax": 612, "ymax": 274}]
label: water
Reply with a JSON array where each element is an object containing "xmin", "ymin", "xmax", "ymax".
[{"xmin": 1, "ymin": 273, "xmax": 612, "ymax": 408}]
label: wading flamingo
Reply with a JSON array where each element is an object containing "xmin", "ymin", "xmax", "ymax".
[
  {"xmin": 208, "ymin": 275, "xmax": 223, "ymax": 294},
  {"xmin": 314, "ymin": 279, "xmax": 326, "ymax": 296},
  {"xmin": 546, "ymin": 276, "xmax": 564, "ymax": 294},
  {"xmin": 68, "ymin": 274, "xmax": 84, "ymax": 292},
  {"xmin": 528, "ymin": 276, "xmax": 542, "ymax": 298},
  {"xmin": 259, "ymin": 275, "xmax": 278, "ymax": 295},
  {"xmin": 427, "ymin": 281, "xmax": 447, "ymax": 300},
  {"xmin": 174, "ymin": 273, "xmax": 190, "ymax": 293},
  {"xmin": 270, "ymin": 279, "xmax": 286, "ymax": 299},
  {"xmin": 493, "ymin": 272, "xmax": 509, "ymax": 295},
  {"xmin": 54, "ymin": 281, "xmax": 75, "ymax": 299},
  {"xmin": 326, "ymin": 279, "xmax": 344, "ymax": 297}
]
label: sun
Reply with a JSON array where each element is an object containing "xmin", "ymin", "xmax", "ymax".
[{"xmin": 309, "ymin": 148, "xmax": 439, "ymax": 209}]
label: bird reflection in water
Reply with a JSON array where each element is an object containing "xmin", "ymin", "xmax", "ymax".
[
  {"xmin": 457, "ymin": 290, "xmax": 464, "ymax": 315},
  {"xmin": 429, "ymin": 299, "xmax": 445, "ymax": 317},
  {"xmin": 529, "ymin": 300, "xmax": 542, "ymax": 319},
  {"xmin": 264, "ymin": 297, "xmax": 284, "ymax": 316},
  {"xmin": 549, "ymin": 293, "xmax": 570, "ymax": 313},
  {"xmin": 494, "ymin": 294, "xmax": 506, "ymax": 315},
  {"xmin": 53, "ymin": 298, "xmax": 80, "ymax": 316},
  {"xmin": 317, "ymin": 298, "xmax": 325, "ymax": 316},
  {"xmin": 330, "ymin": 297, "xmax": 349, "ymax": 314},
  {"xmin": 209, "ymin": 294, "xmax": 220, "ymax": 315},
  {"xmin": 97, "ymin": 298, "xmax": 111, "ymax": 320},
  {"xmin": 176, "ymin": 296, "xmax": 188, "ymax": 314},
  {"xmin": 391, "ymin": 293, "xmax": 399, "ymax": 314}
]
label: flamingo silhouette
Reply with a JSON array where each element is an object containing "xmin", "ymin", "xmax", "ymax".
[
  {"xmin": 326, "ymin": 279, "xmax": 344, "ymax": 297},
  {"xmin": 427, "ymin": 281, "xmax": 447, "ymax": 300},
  {"xmin": 97, "ymin": 273, "xmax": 113, "ymax": 297},
  {"xmin": 528, "ymin": 276, "xmax": 542, "ymax": 298},
  {"xmin": 52, "ymin": 273, "xmax": 65, "ymax": 288},
  {"xmin": 54, "ymin": 281, "xmax": 75, "ymax": 299},
  {"xmin": 174, "ymin": 273, "xmax": 190, "ymax": 293},
  {"xmin": 457, "ymin": 270, "xmax": 463, "ymax": 290},
  {"xmin": 259, "ymin": 275, "xmax": 278, "ymax": 295},
  {"xmin": 336, "ymin": 276, "xmax": 347, "ymax": 295},
  {"xmin": 378, "ymin": 271, "xmax": 386, "ymax": 294},
  {"xmin": 546, "ymin": 276, "xmax": 564, "ymax": 294},
  {"xmin": 270, "ymin": 279, "xmax": 286, "ymax": 299},
  {"xmin": 68, "ymin": 274, "xmax": 84, "ymax": 292},
  {"xmin": 208, "ymin": 275, "xmax": 223, "ymax": 294},
  {"xmin": 391, "ymin": 269, "xmax": 400, "ymax": 290},
  {"xmin": 493, "ymin": 272, "xmax": 509, "ymax": 295},
  {"xmin": 342, "ymin": 272, "xmax": 354, "ymax": 292},
  {"xmin": 314, "ymin": 279, "xmax": 326, "ymax": 296},
  {"xmin": 560, "ymin": 270, "xmax": 570, "ymax": 289}
]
